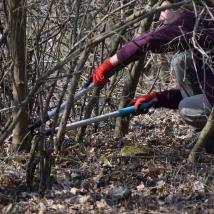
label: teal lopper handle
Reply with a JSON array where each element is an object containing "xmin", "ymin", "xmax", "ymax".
[{"xmin": 118, "ymin": 101, "xmax": 154, "ymax": 117}]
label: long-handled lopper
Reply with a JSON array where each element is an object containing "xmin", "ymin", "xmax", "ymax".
[
  {"xmin": 28, "ymin": 64, "xmax": 124, "ymax": 131},
  {"xmin": 45, "ymin": 101, "xmax": 154, "ymax": 136}
]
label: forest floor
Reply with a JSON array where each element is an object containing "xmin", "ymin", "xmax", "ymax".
[{"xmin": 0, "ymin": 108, "xmax": 214, "ymax": 214}]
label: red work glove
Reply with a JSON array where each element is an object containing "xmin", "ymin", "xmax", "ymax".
[
  {"xmin": 128, "ymin": 92, "xmax": 157, "ymax": 112},
  {"xmin": 92, "ymin": 58, "xmax": 113, "ymax": 86}
]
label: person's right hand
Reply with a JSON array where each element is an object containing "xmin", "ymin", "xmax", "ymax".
[{"xmin": 91, "ymin": 58, "xmax": 113, "ymax": 86}]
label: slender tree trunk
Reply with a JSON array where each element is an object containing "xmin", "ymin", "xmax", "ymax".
[
  {"xmin": 75, "ymin": 87, "xmax": 100, "ymax": 143},
  {"xmin": 188, "ymin": 108, "xmax": 214, "ymax": 163},
  {"xmin": 114, "ymin": 0, "xmax": 157, "ymax": 138},
  {"xmin": 54, "ymin": 47, "xmax": 91, "ymax": 152},
  {"xmin": 9, "ymin": 0, "xmax": 29, "ymax": 151},
  {"xmin": 114, "ymin": 61, "xmax": 144, "ymax": 138}
]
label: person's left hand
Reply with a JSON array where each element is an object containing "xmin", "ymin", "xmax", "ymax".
[{"xmin": 128, "ymin": 92, "xmax": 157, "ymax": 113}]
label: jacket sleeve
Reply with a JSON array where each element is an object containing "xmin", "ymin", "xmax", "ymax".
[
  {"xmin": 117, "ymin": 13, "xmax": 195, "ymax": 66},
  {"xmin": 154, "ymin": 88, "xmax": 183, "ymax": 109}
]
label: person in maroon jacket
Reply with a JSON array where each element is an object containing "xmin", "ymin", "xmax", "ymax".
[{"xmin": 88, "ymin": 0, "xmax": 214, "ymax": 153}]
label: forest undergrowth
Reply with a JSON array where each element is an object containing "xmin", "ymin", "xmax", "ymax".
[{"xmin": 0, "ymin": 108, "xmax": 213, "ymax": 214}]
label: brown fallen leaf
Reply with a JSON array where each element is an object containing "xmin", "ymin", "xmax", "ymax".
[{"xmin": 96, "ymin": 199, "xmax": 107, "ymax": 209}]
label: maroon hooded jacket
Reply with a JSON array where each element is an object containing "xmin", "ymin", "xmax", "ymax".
[{"xmin": 116, "ymin": 9, "xmax": 214, "ymax": 109}]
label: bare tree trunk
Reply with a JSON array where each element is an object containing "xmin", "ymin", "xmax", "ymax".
[
  {"xmin": 75, "ymin": 87, "xmax": 100, "ymax": 143},
  {"xmin": 188, "ymin": 107, "xmax": 214, "ymax": 164},
  {"xmin": 114, "ymin": 61, "xmax": 143, "ymax": 138},
  {"xmin": 114, "ymin": 1, "xmax": 157, "ymax": 138},
  {"xmin": 72, "ymin": 0, "xmax": 82, "ymax": 45},
  {"xmin": 9, "ymin": 0, "xmax": 30, "ymax": 151},
  {"xmin": 54, "ymin": 47, "xmax": 92, "ymax": 152}
]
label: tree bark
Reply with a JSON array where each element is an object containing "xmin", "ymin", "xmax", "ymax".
[
  {"xmin": 114, "ymin": 1, "xmax": 157, "ymax": 138},
  {"xmin": 188, "ymin": 107, "xmax": 214, "ymax": 164},
  {"xmin": 54, "ymin": 47, "xmax": 92, "ymax": 152},
  {"xmin": 9, "ymin": 0, "xmax": 30, "ymax": 151}
]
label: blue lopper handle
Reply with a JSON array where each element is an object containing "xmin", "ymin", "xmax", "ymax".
[{"xmin": 118, "ymin": 101, "xmax": 154, "ymax": 117}]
